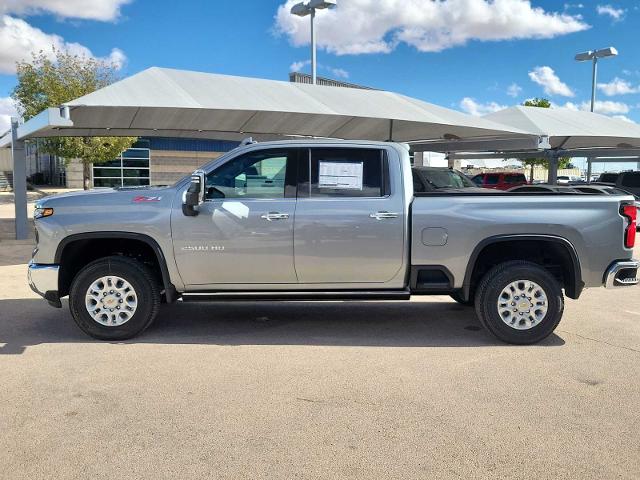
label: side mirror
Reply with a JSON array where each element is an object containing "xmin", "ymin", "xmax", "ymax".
[{"xmin": 182, "ymin": 170, "xmax": 206, "ymax": 217}]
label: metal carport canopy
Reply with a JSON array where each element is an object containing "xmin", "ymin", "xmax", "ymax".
[
  {"xmin": 411, "ymin": 105, "xmax": 640, "ymax": 154},
  {"xmin": 1, "ymin": 67, "xmax": 535, "ymax": 145},
  {"xmin": 484, "ymin": 106, "xmax": 640, "ymax": 150}
]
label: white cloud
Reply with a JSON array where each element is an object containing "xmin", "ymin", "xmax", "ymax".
[
  {"xmin": 0, "ymin": 15, "xmax": 126, "ymax": 74},
  {"xmin": 0, "ymin": 96, "xmax": 17, "ymax": 133},
  {"xmin": 612, "ymin": 115, "xmax": 636, "ymax": 124},
  {"xmin": 290, "ymin": 59, "xmax": 310, "ymax": 72},
  {"xmin": 528, "ymin": 66, "xmax": 575, "ymax": 97},
  {"xmin": 597, "ymin": 77, "xmax": 638, "ymax": 96},
  {"xmin": 0, "ymin": 0, "xmax": 132, "ymax": 21},
  {"xmin": 506, "ymin": 83, "xmax": 522, "ymax": 98},
  {"xmin": 563, "ymin": 100, "xmax": 630, "ymax": 114},
  {"xmin": 289, "ymin": 59, "xmax": 349, "ymax": 79},
  {"xmin": 459, "ymin": 97, "xmax": 507, "ymax": 116},
  {"xmin": 328, "ymin": 67, "xmax": 349, "ymax": 79},
  {"xmin": 596, "ymin": 4, "xmax": 625, "ymax": 21},
  {"xmin": 275, "ymin": 0, "xmax": 588, "ymax": 55}
]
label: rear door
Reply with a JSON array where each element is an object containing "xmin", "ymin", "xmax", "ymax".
[{"xmin": 293, "ymin": 146, "xmax": 406, "ymax": 285}]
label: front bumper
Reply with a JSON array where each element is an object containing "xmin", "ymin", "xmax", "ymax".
[
  {"xmin": 28, "ymin": 261, "xmax": 62, "ymax": 307},
  {"xmin": 604, "ymin": 259, "xmax": 639, "ymax": 288}
]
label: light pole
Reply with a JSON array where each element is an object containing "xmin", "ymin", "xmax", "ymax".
[
  {"xmin": 290, "ymin": 0, "xmax": 337, "ymax": 85},
  {"xmin": 575, "ymin": 47, "xmax": 618, "ymax": 181},
  {"xmin": 575, "ymin": 47, "xmax": 618, "ymax": 112}
]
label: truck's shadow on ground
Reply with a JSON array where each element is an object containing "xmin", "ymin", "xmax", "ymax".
[{"xmin": 0, "ymin": 298, "xmax": 565, "ymax": 354}]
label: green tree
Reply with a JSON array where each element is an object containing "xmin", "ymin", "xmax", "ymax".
[
  {"xmin": 521, "ymin": 98, "xmax": 571, "ymax": 181},
  {"xmin": 523, "ymin": 97, "xmax": 551, "ymax": 108},
  {"xmin": 12, "ymin": 49, "xmax": 136, "ymax": 189}
]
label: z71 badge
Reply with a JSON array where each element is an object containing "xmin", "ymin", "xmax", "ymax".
[{"xmin": 133, "ymin": 195, "xmax": 162, "ymax": 203}]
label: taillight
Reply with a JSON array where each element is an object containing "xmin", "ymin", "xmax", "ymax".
[{"xmin": 621, "ymin": 204, "xmax": 637, "ymax": 249}]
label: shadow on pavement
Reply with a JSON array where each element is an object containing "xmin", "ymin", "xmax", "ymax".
[{"xmin": 0, "ymin": 298, "xmax": 565, "ymax": 354}]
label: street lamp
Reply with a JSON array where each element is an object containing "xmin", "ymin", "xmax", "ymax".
[
  {"xmin": 575, "ymin": 47, "xmax": 618, "ymax": 183},
  {"xmin": 290, "ymin": 0, "xmax": 337, "ymax": 85},
  {"xmin": 575, "ymin": 47, "xmax": 618, "ymax": 112}
]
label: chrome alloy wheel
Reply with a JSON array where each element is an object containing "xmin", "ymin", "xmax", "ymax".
[
  {"xmin": 85, "ymin": 276, "xmax": 138, "ymax": 326},
  {"xmin": 497, "ymin": 280, "xmax": 548, "ymax": 330}
]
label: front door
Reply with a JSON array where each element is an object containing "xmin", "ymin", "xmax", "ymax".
[
  {"xmin": 294, "ymin": 147, "xmax": 406, "ymax": 285},
  {"xmin": 171, "ymin": 148, "xmax": 300, "ymax": 287}
]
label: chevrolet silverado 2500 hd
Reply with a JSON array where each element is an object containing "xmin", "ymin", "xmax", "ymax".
[{"xmin": 28, "ymin": 140, "xmax": 639, "ymax": 344}]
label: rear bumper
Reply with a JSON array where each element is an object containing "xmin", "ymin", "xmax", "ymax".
[
  {"xmin": 28, "ymin": 261, "xmax": 62, "ymax": 308},
  {"xmin": 604, "ymin": 259, "xmax": 639, "ymax": 288}
]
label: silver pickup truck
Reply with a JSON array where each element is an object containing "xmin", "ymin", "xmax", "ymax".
[{"xmin": 28, "ymin": 140, "xmax": 639, "ymax": 344}]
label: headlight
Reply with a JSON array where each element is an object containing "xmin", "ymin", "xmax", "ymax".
[{"xmin": 34, "ymin": 207, "xmax": 54, "ymax": 219}]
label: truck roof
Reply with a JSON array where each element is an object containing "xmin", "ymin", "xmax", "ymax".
[{"xmin": 234, "ymin": 138, "xmax": 410, "ymax": 149}]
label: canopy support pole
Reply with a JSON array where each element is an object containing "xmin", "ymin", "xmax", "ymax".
[
  {"xmin": 547, "ymin": 151, "xmax": 559, "ymax": 185},
  {"xmin": 586, "ymin": 157, "xmax": 593, "ymax": 183},
  {"xmin": 11, "ymin": 117, "xmax": 28, "ymax": 240}
]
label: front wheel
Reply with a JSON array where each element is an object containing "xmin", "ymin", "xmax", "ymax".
[
  {"xmin": 69, "ymin": 256, "xmax": 160, "ymax": 340},
  {"xmin": 474, "ymin": 260, "xmax": 564, "ymax": 345}
]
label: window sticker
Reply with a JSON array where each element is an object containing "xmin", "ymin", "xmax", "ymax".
[{"xmin": 318, "ymin": 161, "xmax": 363, "ymax": 190}]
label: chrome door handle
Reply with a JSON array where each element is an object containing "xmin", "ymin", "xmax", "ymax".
[
  {"xmin": 261, "ymin": 212, "xmax": 290, "ymax": 221},
  {"xmin": 369, "ymin": 211, "xmax": 399, "ymax": 220}
]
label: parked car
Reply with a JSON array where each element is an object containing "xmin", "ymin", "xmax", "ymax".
[
  {"xmin": 507, "ymin": 185, "xmax": 581, "ymax": 193},
  {"xmin": 28, "ymin": 140, "xmax": 638, "ymax": 345},
  {"xmin": 471, "ymin": 172, "xmax": 528, "ymax": 190},
  {"xmin": 597, "ymin": 172, "xmax": 620, "ymax": 184},
  {"xmin": 557, "ymin": 175, "xmax": 584, "ymax": 185},
  {"xmin": 412, "ymin": 166, "xmax": 494, "ymax": 193},
  {"xmin": 595, "ymin": 171, "xmax": 640, "ymax": 197}
]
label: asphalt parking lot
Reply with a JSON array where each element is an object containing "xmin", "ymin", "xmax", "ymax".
[{"xmin": 1, "ymin": 207, "xmax": 639, "ymax": 479}]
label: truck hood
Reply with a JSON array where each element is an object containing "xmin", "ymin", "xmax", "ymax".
[{"xmin": 36, "ymin": 186, "xmax": 175, "ymax": 209}]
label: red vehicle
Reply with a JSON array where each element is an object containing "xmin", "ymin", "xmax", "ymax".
[{"xmin": 472, "ymin": 172, "xmax": 528, "ymax": 190}]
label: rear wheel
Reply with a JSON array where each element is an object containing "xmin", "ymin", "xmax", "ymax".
[
  {"xmin": 474, "ymin": 260, "xmax": 564, "ymax": 345},
  {"xmin": 69, "ymin": 256, "xmax": 160, "ymax": 340}
]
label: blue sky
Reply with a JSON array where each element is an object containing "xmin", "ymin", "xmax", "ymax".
[{"xmin": 1, "ymin": 0, "xmax": 639, "ymax": 171}]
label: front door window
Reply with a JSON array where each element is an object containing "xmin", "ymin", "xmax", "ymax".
[{"xmin": 205, "ymin": 149, "xmax": 296, "ymax": 199}]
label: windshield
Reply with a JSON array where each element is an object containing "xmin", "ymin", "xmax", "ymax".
[{"xmin": 420, "ymin": 169, "xmax": 476, "ymax": 189}]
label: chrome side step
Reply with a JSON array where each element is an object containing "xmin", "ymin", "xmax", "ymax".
[{"xmin": 181, "ymin": 290, "xmax": 411, "ymax": 302}]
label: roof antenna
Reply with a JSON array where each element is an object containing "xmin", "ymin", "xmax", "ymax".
[{"xmin": 240, "ymin": 137, "xmax": 257, "ymax": 146}]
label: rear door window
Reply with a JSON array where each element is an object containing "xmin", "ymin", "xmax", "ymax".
[
  {"xmin": 304, "ymin": 148, "xmax": 388, "ymax": 198},
  {"xmin": 505, "ymin": 174, "xmax": 527, "ymax": 184},
  {"xmin": 485, "ymin": 174, "xmax": 500, "ymax": 185}
]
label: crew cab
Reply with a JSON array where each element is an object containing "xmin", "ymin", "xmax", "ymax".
[{"xmin": 28, "ymin": 140, "xmax": 639, "ymax": 344}]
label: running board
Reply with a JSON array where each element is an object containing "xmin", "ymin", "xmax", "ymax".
[{"xmin": 181, "ymin": 290, "xmax": 411, "ymax": 302}]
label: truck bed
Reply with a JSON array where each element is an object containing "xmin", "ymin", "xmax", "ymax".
[{"xmin": 411, "ymin": 192, "xmax": 633, "ymax": 290}]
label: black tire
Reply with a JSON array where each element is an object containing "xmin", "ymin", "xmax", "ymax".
[
  {"xmin": 69, "ymin": 256, "xmax": 160, "ymax": 340},
  {"xmin": 474, "ymin": 260, "xmax": 564, "ymax": 345},
  {"xmin": 450, "ymin": 291, "xmax": 474, "ymax": 306}
]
